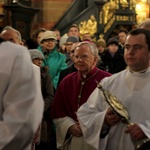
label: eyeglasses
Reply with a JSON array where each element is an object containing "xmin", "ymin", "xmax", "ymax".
[
  {"xmin": 33, "ymin": 58, "xmax": 44, "ymax": 61},
  {"xmin": 43, "ymin": 39, "xmax": 56, "ymax": 43},
  {"xmin": 74, "ymin": 54, "xmax": 93, "ymax": 60},
  {"xmin": 65, "ymin": 43, "xmax": 73, "ymax": 46}
]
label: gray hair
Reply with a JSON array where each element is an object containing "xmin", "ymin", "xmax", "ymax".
[
  {"xmin": 74, "ymin": 41, "xmax": 100, "ymax": 62},
  {"xmin": 75, "ymin": 41, "xmax": 99, "ymax": 57},
  {"xmin": 1, "ymin": 26, "xmax": 22, "ymax": 42},
  {"xmin": 139, "ymin": 19, "xmax": 150, "ymax": 30}
]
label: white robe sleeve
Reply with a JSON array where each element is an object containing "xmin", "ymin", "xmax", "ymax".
[
  {"xmin": 0, "ymin": 42, "xmax": 44, "ymax": 150},
  {"xmin": 53, "ymin": 117, "xmax": 75, "ymax": 149},
  {"xmin": 77, "ymin": 87, "xmax": 109, "ymax": 150}
]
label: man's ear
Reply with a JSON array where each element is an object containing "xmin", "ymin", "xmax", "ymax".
[
  {"xmin": 94, "ymin": 56, "xmax": 98, "ymax": 65},
  {"xmin": 20, "ymin": 41, "xmax": 24, "ymax": 45}
]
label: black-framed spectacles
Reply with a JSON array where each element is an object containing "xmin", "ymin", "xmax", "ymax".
[
  {"xmin": 43, "ymin": 39, "xmax": 56, "ymax": 43},
  {"xmin": 33, "ymin": 58, "xmax": 44, "ymax": 61}
]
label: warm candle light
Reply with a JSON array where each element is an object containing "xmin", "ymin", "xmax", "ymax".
[
  {"xmin": 148, "ymin": 0, "xmax": 150, "ymax": 18},
  {"xmin": 136, "ymin": 4, "xmax": 142, "ymax": 9}
]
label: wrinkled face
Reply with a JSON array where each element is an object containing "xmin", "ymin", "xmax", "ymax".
[
  {"xmin": 68, "ymin": 27, "xmax": 80, "ymax": 37},
  {"xmin": 0, "ymin": 30, "xmax": 22, "ymax": 45},
  {"xmin": 32, "ymin": 58, "xmax": 43, "ymax": 67},
  {"xmin": 108, "ymin": 44, "xmax": 118, "ymax": 53},
  {"xmin": 41, "ymin": 39, "xmax": 56, "ymax": 51},
  {"xmin": 124, "ymin": 34, "xmax": 150, "ymax": 71},
  {"xmin": 74, "ymin": 44, "xmax": 97, "ymax": 74},
  {"xmin": 118, "ymin": 32, "xmax": 127, "ymax": 45}
]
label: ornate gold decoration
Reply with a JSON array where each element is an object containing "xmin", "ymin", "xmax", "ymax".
[
  {"xmin": 116, "ymin": 15, "xmax": 129, "ymax": 21},
  {"xmin": 102, "ymin": 1, "xmax": 117, "ymax": 25},
  {"xmin": 130, "ymin": 0, "xmax": 136, "ymax": 10},
  {"xmin": 97, "ymin": 84, "xmax": 129, "ymax": 122},
  {"xmin": 102, "ymin": 0, "xmax": 137, "ymax": 34},
  {"xmin": 120, "ymin": 0, "xmax": 129, "ymax": 8},
  {"xmin": 99, "ymin": 11, "xmax": 103, "ymax": 24},
  {"xmin": 99, "ymin": 34, "xmax": 104, "ymax": 39},
  {"xmin": 79, "ymin": 15, "xmax": 97, "ymax": 39},
  {"xmin": 104, "ymin": 15, "xmax": 115, "ymax": 33}
]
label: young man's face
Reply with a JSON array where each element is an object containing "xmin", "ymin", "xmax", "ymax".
[
  {"xmin": 108, "ymin": 44, "xmax": 118, "ymax": 53},
  {"xmin": 68, "ymin": 27, "xmax": 80, "ymax": 37},
  {"xmin": 118, "ymin": 32, "xmax": 127, "ymax": 45},
  {"xmin": 124, "ymin": 34, "xmax": 150, "ymax": 72}
]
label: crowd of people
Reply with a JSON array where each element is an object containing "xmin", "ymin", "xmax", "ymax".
[{"xmin": 0, "ymin": 18, "xmax": 150, "ymax": 150}]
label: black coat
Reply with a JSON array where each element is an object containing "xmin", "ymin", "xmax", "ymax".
[
  {"xmin": 58, "ymin": 64, "xmax": 77, "ymax": 86},
  {"xmin": 40, "ymin": 66, "xmax": 54, "ymax": 143},
  {"xmin": 101, "ymin": 51, "xmax": 127, "ymax": 74}
]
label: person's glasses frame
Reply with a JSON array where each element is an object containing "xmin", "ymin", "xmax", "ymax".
[
  {"xmin": 74, "ymin": 54, "xmax": 93, "ymax": 61},
  {"xmin": 33, "ymin": 58, "xmax": 44, "ymax": 61},
  {"xmin": 43, "ymin": 39, "xmax": 56, "ymax": 43}
]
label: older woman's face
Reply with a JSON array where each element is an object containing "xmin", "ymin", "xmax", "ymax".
[
  {"xmin": 41, "ymin": 39, "xmax": 56, "ymax": 51},
  {"xmin": 32, "ymin": 58, "xmax": 43, "ymax": 67}
]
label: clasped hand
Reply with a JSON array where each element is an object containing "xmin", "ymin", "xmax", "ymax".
[{"xmin": 68, "ymin": 122, "xmax": 83, "ymax": 137}]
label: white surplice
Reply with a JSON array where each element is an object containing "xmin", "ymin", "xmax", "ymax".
[
  {"xmin": 0, "ymin": 41, "xmax": 44, "ymax": 150},
  {"xmin": 77, "ymin": 68, "xmax": 150, "ymax": 150},
  {"xmin": 54, "ymin": 117, "xmax": 96, "ymax": 150}
]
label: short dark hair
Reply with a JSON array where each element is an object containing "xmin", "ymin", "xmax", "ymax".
[
  {"xmin": 68, "ymin": 24, "xmax": 80, "ymax": 32},
  {"xmin": 52, "ymin": 28, "xmax": 60, "ymax": 32},
  {"xmin": 32, "ymin": 28, "xmax": 46, "ymax": 44},
  {"xmin": 118, "ymin": 28, "xmax": 128, "ymax": 34},
  {"xmin": 127, "ymin": 28, "xmax": 150, "ymax": 50}
]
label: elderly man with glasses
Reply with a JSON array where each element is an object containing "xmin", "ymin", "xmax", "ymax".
[{"xmin": 51, "ymin": 42, "xmax": 111, "ymax": 150}]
